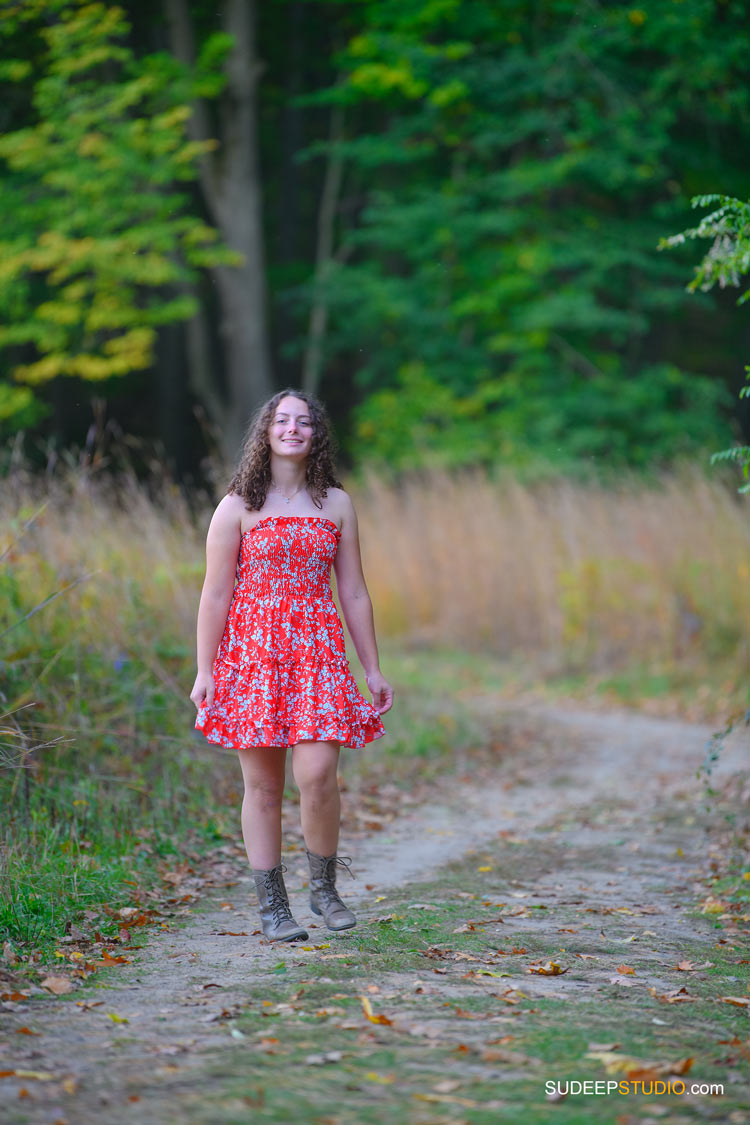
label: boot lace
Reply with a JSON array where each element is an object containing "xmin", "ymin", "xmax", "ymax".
[
  {"xmin": 318, "ymin": 855, "xmax": 355, "ymax": 905},
  {"xmin": 260, "ymin": 864, "xmax": 295, "ymax": 927}
]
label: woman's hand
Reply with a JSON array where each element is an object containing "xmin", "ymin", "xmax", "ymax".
[
  {"xmin": 190, "ymin": 671, "xmax": 215, "ymax": 712},
  {"xmin": 365, "ymin": 670, "xmax": 394, "ymax": 715}
]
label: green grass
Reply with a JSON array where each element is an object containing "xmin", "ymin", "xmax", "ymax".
[
  {"xmin": 0, "ymin": 758, "xmax": 231, "ymax": 959},
  {"xmin": 156, "ymin": 836, "xmax": 749, "ymax": 1124},
  {"xmin": 533, "ymin": 653, "xmax": 750, "ymax": 722}
]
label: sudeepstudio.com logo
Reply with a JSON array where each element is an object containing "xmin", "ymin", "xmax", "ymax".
[{"xmin": 545, "ymin": 1080, "xmax": 724, "ymax": 1097}]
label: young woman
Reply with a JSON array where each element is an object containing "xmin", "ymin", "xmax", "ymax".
[{"xmin": 190, "ymin": 388, "xmax": 393, "ymax": 943}]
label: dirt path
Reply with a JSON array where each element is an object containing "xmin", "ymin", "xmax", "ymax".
[{"xmin": 2, "ymin": 701, "xmax": 749, "ymax": 1124}]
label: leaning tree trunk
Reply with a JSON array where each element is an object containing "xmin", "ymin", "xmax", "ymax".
[
  {"xmin": 165, "ymin": 0, "xmax": 274, "ymax": 464},
  {"xmin": 302, "ymin": 103, "xmax": 344, "ymax": 396}
]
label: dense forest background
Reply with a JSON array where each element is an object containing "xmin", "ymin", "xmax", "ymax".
[{"xmin": 1, "ymin": 0, "xmax": 749, "ymax": 482}]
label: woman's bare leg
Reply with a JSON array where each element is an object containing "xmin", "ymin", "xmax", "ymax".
[
  {"xmin": 236, "ymin": 747, "xmax": 287, "ymax": 869},
  {"xmin": 291, "ymin": 740, "xmax": 341, "ymax": 855}
]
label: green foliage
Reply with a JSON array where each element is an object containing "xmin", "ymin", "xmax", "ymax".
[
  {"xmin": 296, "ymin": 0, "xmax": 748, "ymax": 472},
  {"xmin": 353, "ymin": 359, "xmax": 732, "ymax": 475},
  {"xmin": 0, "ymin": 0, "xmax": 236, "ymax": 425},
  {"xmin": 662, "ymin": 192, "xmax": 750, "ymax": 490},
  {"xmin": 660, "ymin": 194, "xmax": 750, "ymax": 303}
]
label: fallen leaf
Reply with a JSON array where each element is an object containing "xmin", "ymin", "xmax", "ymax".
[
  {"xmin": 700, "ymin": 897, "xmax": 728, "ymax": 914},
  {"xmin": 674, "ymin": 961, "xmax": 697, "ymax": 971},
  {"xmin": 586, "ymin": 1050, "xmax": 693, "ymax": 1079},
  {"xmin": 96, "ymin": 952, "xmax": 130, "ymax": 966},
  {"xmin": 413, "ymin": 1092, "xmax": 480, "ymax": 1108},
  {"xmin": 616, "ymin": 965, "xmax": 636, "ymax": 975},
  {"xmin": 495, "ymin": 988, "xmax": 526, "ymax": 1005},
  {"xmin": 2, "ymin": 1069, "xmax": 58, "ymax": 1081},
  {"xmin": 526, "ymin": 961, "xmax": 567, "ymax": 976},
  {"xmin": 40, "ymin": 976, "xmax": 73, "ymax": 995},
  {"xmin": 3, "ymin": 941, "xmax": 19, "ymax": 964},
  {"xmin": 360, "ymin": 995, "xmax": 393, "ymax": 1025},
  {"xmin": 721, "ymin": 996, "xmax": 750, "ymax": 1008},
  {"xmin": 649, "ymin": 986, "xmax": 698, "ymax": 1004}
]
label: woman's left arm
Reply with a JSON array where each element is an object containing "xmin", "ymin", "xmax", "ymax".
[{"xmin": 332, "ymin": 493, "xmax": 393, "ymax": 715}]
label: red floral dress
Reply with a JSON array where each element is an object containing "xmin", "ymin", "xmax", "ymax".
[{"xmin": 194, "ymin": 515, "xmax": 387, "ymax": 750}]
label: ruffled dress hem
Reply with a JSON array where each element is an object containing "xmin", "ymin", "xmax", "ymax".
[{"xmin": 197, "ymin": 721, "xmax": 387, "ymax": 752}]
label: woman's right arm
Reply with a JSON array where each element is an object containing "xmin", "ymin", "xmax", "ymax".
[{"xmin": 190, "ymin": 497, "xmax": 243, "ymax": 710}]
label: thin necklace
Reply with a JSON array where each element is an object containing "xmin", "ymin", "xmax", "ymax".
[{"xmin": 271, "ymin": 480, "xmax": 306, "ymax": 505}]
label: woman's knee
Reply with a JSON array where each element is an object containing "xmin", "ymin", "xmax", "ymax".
[
  {"xmin": 238, "ymin": 749, "xmax": 286, "ymax": 807},
  {"xmin": 292, "ymin": 742, "xmax": 340, "ymax": 795},
  {"xmin": 243, "ymin": 777, "xmax": 285, "ymax": 810}
]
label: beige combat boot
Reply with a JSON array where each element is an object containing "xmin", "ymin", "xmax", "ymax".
[
  {"xmin": 305, "ymin": 849, "xmax": 357, "ymax": 931},
  {"xmin": 252, "ymin": 862, "xmax": 309, "ymax": 942}
]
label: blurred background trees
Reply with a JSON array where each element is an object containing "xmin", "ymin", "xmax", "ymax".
[{"xmin": 1, "ymin": 0, "xmax": 749, "ymax": 480}]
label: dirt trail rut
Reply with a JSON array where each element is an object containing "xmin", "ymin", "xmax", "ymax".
[{"xmin": 2, "ymin": 701, "xmax": 748, "ymax": 1124}]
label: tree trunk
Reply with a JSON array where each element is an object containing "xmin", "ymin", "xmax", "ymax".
[
  {"xmin": 302, "ymin": 103, "xmax": 344, "ymax": 396},
  {"xmin": 165, "ymin": 0, "xmax": 274, "ymax": 463}
]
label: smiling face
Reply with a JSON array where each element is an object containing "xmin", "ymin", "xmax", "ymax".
[{"xmin": 268, "ymin": 395, "xmax": 314, "ymax": 460}]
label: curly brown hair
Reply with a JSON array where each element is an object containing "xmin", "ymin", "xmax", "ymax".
[{"xmin": 227, "ymin": 388, "xmax": 344, "ymax": 511}]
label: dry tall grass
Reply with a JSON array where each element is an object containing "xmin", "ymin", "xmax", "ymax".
[
  {"xmin": 3, "ymin": 458, "xmax": 748, "ymax": 703},
  {"xmin": 350, "ymin": 463, "xmax": 750, "ymax": 680}
]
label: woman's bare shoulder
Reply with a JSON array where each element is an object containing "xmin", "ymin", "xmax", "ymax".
[
  {"xmin": 208, "ymin": 492, "xmax": 247, "ymax": 531},
  {"xmin": 324, "ymin": 486, "xmax": 354, "ymax": 514},
  {"xmin": 324, "ymin": 487, "xmax": 358, "ymax": 533}
]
